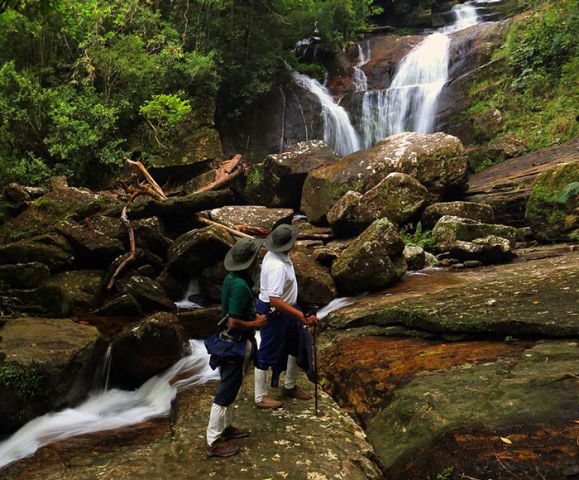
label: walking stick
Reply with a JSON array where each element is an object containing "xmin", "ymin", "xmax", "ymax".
[{"xmin": 313, "ymin": 321, "xmax": 319, "ymax": 416}]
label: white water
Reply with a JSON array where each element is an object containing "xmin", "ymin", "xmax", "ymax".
[
  {"xmin": 175, "ymin": 278, "xmax": 201, "ymax": 310},
  {"xmin": 317, "ymin": 297, "xmax": 357, "ymax": 319},
  {"xmin": 0, "ymin": 340, "xmax": 218, "ymax": 470},
  {"xmin": 92, "ymin": 344, "xmax": 113, "ymax": 392},
  {"xmin": 352, "ymin": 42, "xmax": 371, "ymax": 92},
  {"xmin": 292, "ymin": 72, "xmax": 361, "ymax": 156}
]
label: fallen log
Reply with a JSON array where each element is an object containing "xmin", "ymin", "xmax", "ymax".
[
  {"xmin": 196, "ymin": 215, "xmax": 255, "ymax": 239},
  {"xmin": 125, "ymin": 158, "xmax": 167, "ymax": 200},
  {"xmin": 107, "ymin": 206, "xmax": 136, "ymax": 290},
  {"xmin": 194, "ymin": 154, "xmax": 244, "ymax": 194}
]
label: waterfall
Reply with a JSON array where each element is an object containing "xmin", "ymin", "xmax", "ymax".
[
  {"xmin": 352, "ymin": 42, "xmax": 370, "ymax": 92},
  {"xmin": 292, "ymin": 72, "xmax": 361, "ymax": 156},
  {"xmin": 358, "ymin": 2, "xmax": 480, "ymax": 148},
  {"xmin": 92, "ymin": 344, "xmax": 113, "ymax": 392},
  {"xmin": 0, "ymin": 340, "xmax": 219, "ymax": 469},
  {"xmin": 175, "ymin": 278, "xmax": 201, "ymax": 310}
]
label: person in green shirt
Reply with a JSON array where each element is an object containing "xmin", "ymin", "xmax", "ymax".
[{"xmin": 205, "ymin": 237, "xmax": 267, "ymax": 458}]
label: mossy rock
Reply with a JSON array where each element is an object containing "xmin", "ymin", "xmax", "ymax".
[
  {"xmin": 525, "ymin": 161, "xmax": 579, "ymax": 242},
  {"xmin": 0, "ymin": 262, "xmax": 50, "ymax": 289},
  {"xmin": 0, "ymin": 233, "xmax": 75, "ymax": 272},
  {"xmin": 432, "ymin": 215, "xmax": 517, "ymax": 249}
]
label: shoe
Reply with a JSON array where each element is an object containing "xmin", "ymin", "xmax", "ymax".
[
  {"xmin": 222, "ymin": 425, "xmax": 250, "ymax": 440},
  {"xmin": 283, "ymin": 385, "xmax": 312, "ymax": 400},
  {"xmin": 206, "ymin": 438, "xmax": 240, "ymax": 458},
  {"xmin": 255, "ymin": 396, "xmax": 283, "ymax": 409}
]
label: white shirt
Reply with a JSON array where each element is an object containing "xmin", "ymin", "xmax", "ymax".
[{"xmin": 258, "ymin": 251, "xmax": 299, "ymax": 305}]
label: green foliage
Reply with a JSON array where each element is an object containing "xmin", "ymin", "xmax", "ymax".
[
  {"xmin": 402, "ymin": 222, "xmax": 436, "ymax": 250},
  {"xmin": 436, "ymin": 466, "xmax": 455, "ymax": 480},
  {"xmin": 556, "ymin": 182, "xmax": 579, "ymax": 204},
  {"xmin": 0, "ymin": 363, "xmax": 47, "ymax": 398}
]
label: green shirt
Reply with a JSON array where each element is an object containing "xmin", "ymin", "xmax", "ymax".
[{"xmin": 220, "ymin": 272, "xmax": 256, "ymax": 321}]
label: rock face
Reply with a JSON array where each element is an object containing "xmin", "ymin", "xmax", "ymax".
[
  {"xmin": 432, "ymin": 215, "xmax": 517, "ymax": 249},
  {"xmin": 290, "ymin": 251, "xmax": 337, "ymax": 309},
  {"xmin": 110, "ymin": 312, "xmax": 190, "ymax": 388},
  {"xmin": 167, "ymin": 226, "xmax": 234, "ymax": 276},
  {"xmin": 55, "ymin": 221, "xmax": 125, "ymax": 264},
  {"xmin": 331, "ymin": 218, "xmax": 407, "ymax": 294},
  {"xmin": 205, "ymin": 205, "xmax": 294, "ymax": 230},
  {"xmin": 525, "ymin": 161, "xmax": 578, "ymax": 242},
  {"xmin": 421, "ymin": 201, "xmax": 494, "ymax": 228},
  {"xmin": 245, "ymin": 140, "xmax": 341, "ymax": 209},
  {"xmin": 0, "ymin": 317, "xmax": 101, "ymax": 434},
  {"xmin": 301, "ymin": 132, "xmax": 467, "ymax": 223},
  {"xmin": 120, "ymin": 275, "xmax": 175, "ymax": 312},
  {"xmin": 328, "ymin": 173, "xmax": 429, "ymax": 236},
  {"xmin": 0, "ymin": 233, "xmax": 75, "ymax": 272}
]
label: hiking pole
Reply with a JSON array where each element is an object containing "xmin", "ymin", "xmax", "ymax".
[{"xmin": 313, "ymin": 321, "xmax": 319, "ymax": 416}]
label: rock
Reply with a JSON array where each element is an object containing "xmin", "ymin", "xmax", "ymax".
[
  {"xmin": 167, "ymin": 226, "xmax": 234, "ymax": 278},
  {"xmin": 290, "ymin": 251, "xmax": 337, "ymax": 309},
  {"xmin": 424, "ymin": 251, "xmax": 439, "ymax": 267},
  {"xmin": 121, "ymin": 275, "xmax": 175, "ymax": 312},
  {"xmin": 0, "ymin": 317, "xmax": 101, "ymax": 433},
  {"xmin": 473, "ymin": 107, "xmax": 503, "ymax": 140},
  {"xmin": 486, "ymin": 132, "xmax": 528, "ymax": 161},
  {"xmin": 33, "ymin": 270, "xmax": 105, "ymax": 317},
  {"xmin": 205, "ymin": 205, "xmax": 294, "ymax": 231},
  {"xmin": 313, "ymin": 247, "xmax": 340, "ymax": 268},
  {"xmin": 0, "ymin": 263, "xmax": 50, "ymax": 289},
  {"xmin": 49, "ymin": 176, "xmax": 68, "ymax": 190},
  {"xmin": 331, "ymin": 218, "xmax": 407, "ymax": 294},
  {"xmin": 199, "ymin": 262, "xmax": 228, "ymax": 304},
  {"xmin": 403, "ymin": 245, "xmax": 426, "ymax": 271},
  {"xmin": 432, "ymin": 216, "xmax": 517, "ymax": 250},
  {"xmin": 421, "ymin": 201, "xmax": 494, "ymax": 228},
  {"xmin": 93, "ymin": 294, "xmax": 143, "ymax": 317},
  {"xmin": 245, "ymin": 140, "xmax": 341, "ymax": 209},
  {"xmin": 443, "ymin": 235, "xmax": 514, "ymax": 264},
  {"xmin": 464, "ymin": 260, "xmax": 482, "ymax": 268},
  {"xmin": 328, "ymin": 173, "xmax": 429, "ymax": 236},
  {"xmin": 0, "ymin": 233, "xmax": 75, "ymax": 272},
  {"xmin": 177, "ymin": 305, "xmax": 222, "ymax": 339},
  {"xmin": 55, "ymin": 221, "xmax": 125, "ymax": 264},
  {"xmin": 465, "ymin": 137, "xmax": 578, "ymax": 226},
  {"xmin": 110, "ymin": 312, "xmax": 190, "ymax": 388},
  {"xmin": 301, "ymin": 132, "xmax": 467, "ymax": 223},
  {"xmin": 4, "ymin": 183, "xmax": 32, "ymax": 204},
  {"xmin": 525, "ymin": 161, "xmax": 579, "ymax": 242}
]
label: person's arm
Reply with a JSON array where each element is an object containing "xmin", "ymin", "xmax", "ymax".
[
  {"xmin": 269, "ymin": 297, "xmax": 319, "ymax": 326},
  {"xmin": 228, "ymin": 314, "xmax": 267, "ymax": 330}
]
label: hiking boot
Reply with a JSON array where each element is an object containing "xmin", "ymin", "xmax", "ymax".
[
  {"xmin": 283, "ymin": 385, "xmax": 312, "ymax": 400},
  {"xmin": 255, "ymin": 396, "xmax": 283, "ymax": 409},
  {"xmin": 222, "ymin": 425, "xmax": 250, "ymax": 440},
  {"xmin": 206, "ymin": 438, "xmax": 240, "ymax": 458}
]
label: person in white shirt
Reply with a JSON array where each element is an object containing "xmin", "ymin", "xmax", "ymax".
[{"xmin": 254, "ymin": 224, "xmax": 319, "ymax": 409}]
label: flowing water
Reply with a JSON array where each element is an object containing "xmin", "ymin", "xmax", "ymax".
[
  {"xmin": 92, "ymin": 344, "xmax": 113, "ymax": 392},
  {"xmin": 0, "ymin": 340, "xmax": 218, "ymax": 469},
  {"xmin": 352, "ymin": 42, "xmax": 371, "ymax": 92},
  {"xmin": 291, "ymin": 72, "xmax": 361, "ymax": 156},
  {"xmin": 175, "ymin": 278, "xmax": 202, "ymax": 310}
]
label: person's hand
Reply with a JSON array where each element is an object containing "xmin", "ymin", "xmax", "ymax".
[
  {"xmin": 254, "ymin": 314, "xmax": 267, "ymax": 329},
  {"xmin": 302, "ymin": 314, "xmax": 319, "ymax": 327}
]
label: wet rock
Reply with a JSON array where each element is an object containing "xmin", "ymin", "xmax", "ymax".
[
  {"xmin": 313, "ymin": 247, "xmax": 340, "ymax": 268},
  {"xmin": 328, "ymin": 173, "xmax": 429, "ymax": 236},
  {"xmin": 199, "ymin": 261, "xmax": 228, "ymax": 304},
  {"xmin": 177, "ymin": 305, "xmax": 221, "ymax": 338},
  {"xmin": 33, "ymin": 270, "xmax": 105, "ymax": 317},
  {"xmin": 424, "ymin": 251, "xmax": 439, "ymax": 267},
  {"xmin": 55, "ymin": 221, "xmax": 125, "ymax": 264},
  {"xmin": 110, "ymin": 312, "xmax": 190, "ymax": 388},
  {"xmin": 290, "ymin": 251, "xmax": 337, "ymax": 310},
  {"xmin": 0, "ymin": 234, "xmax": 75, "ymax": 272},
  {"xmin": 121, "ymin": 275, "xmax": 175, "ymax": 312},
  {"xmin": 93, "ymin": 294, "xmax": 143, "ymax": 317},
  {"xmin": 403, "ymin": 245, "xmax": 426, "ymax": 271},
  {"xmin": 205, "ymin": 205, "xmax": 294, "ymax": 230},
  {"xmin": 302, "ymin": 132, "xmax": 467, "ymax": 223},
  {"xmin": 167, "ymin": 226, "xmax": 234, "ymax": 277},
  {"xmin": 0, "ymin": 317, "xmax": 101, "ymax": 434},
  {"xmin": 421, "ymin": 201, "xmax": 494, "ymax": 228},
  {"xmin": 245, "ymin": 140, "xmax": 341, "ymax": 209},
  {"xmin": 525, "ymin": 161, "xmax": 579, "ymax": 242},
  {"xmin": 465, "ymin": 137, "xmax": 578, "ymax": 226},
  {"xmin": 331, "ymin": 218, "xmax": 406, "ymax": 294},
  {"xmin": 0, "ymin": 262, "xmax": 50, "ymax": 289},
  {"xmin": 432, "ymin": 215, "xmax": 517, "ymax": 249},
  {"xmin": 463, "ymin": 260, "xmax": 482, "ymax": 268}
]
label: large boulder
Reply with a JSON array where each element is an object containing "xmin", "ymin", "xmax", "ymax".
[
  {"xmin": 444, "ymin": 236, "xmax": 514, "ymax": 264},
  {"xmin": 55, "ymin": 221, "xmax": 125, "ymax": 265},
  {"xmin": 432, "ymin": 216, "xmax": 517, "ymax": 249},
  {"xmin": 525, "ymin": 161, "xmax": 579, "ymax": 242},
  {"xmin": 245, "ymin": 140, "xmax": 341, "ymax": 209},
  {"xmin": 110, "ymin": 312, "xmax": 190, "ymax": 388},
  {"xmin": 167, "ymin": 226, "xmax": 234, "ymax": 276},
  {"xmin": 0, "ymin": 262, "xmax": 50, "ymax": 289},
  {"xmin": 0, "ymin": 317, "xmax": 102, "ymax": 434},
  {"xmin": 421, "ymin": 201, "xmax": 495, "ymax": 228},
  {"xmin": 328, "ymin": 173, "xmax": 429, "ymax": 236},
  {"xmin": 331, "ymin": 218, "xmax": 407, "ymax": 294},
  {"xmin": 121, "ymin": 275, "xmax": 175, "ymax": 312},
  {"xmin": 301, "ymin": 132, "xmax": 467, "ymax": 223},
  {"xmin": 204, "ymin": 205, "xmax": 294, "ymax": 231},
  {"xmin": 403, "ymin": 245, "xmax": 426, "ymax": 271},
  {"xmin": 0, "ymin": 233, "xmax": 75, "ymax": 272},
  {"xmin": 290, "ymin": 251, "xmax": 337, "ymax": 310}
]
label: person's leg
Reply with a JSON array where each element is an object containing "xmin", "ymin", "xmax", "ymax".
[
  {"xmin": 254, "ymin": 367, "xmax": 269, "ymax": 403},
  {"xmin": 254, "ymin": 313, "xmax": 286, "ymax": 408},
  {"xmin": 282, "ymin": 318, "xmax": 312, "ymax": 400},
  {"xmin": 284, "ymin": 354, "xmax": 298, "ymax": 390}
]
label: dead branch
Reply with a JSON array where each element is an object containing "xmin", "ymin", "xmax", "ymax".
[
  {"xmin": 194, "ymin": 154, "xmax": 244, "ymax": 194},
  {"xmin": 235, "ymin": 224, "xmax": 270, "ymax": 237},
  {"xmin": 107, "ymin": 206, "xmax": 136, "ymax": 290},
  {"xmin": 125, "ymin": 158, "xmax": 168, "ymax": 200},
  {"xmin": 196, "ymin": 215, "xmax": 254, "ymax": 239}
]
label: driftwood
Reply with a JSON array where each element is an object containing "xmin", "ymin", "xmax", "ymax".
[
  {"xmin": 194, "ymin": 154, "xmax": 244, "ymax": 193},
  {"xmin": 235, "ymin": 225, "xmax": 270, "ymax": 237},
  {"xmin": 107, "ymin": 206, "xmax": 136, "ymax": 290},
  {"xmin": 196, "ymin": 215, "xmax": 255, "ymax": 239},
  {"xmin": 125, "ymin": 158, "xmax": 168, "ymax": 200}
]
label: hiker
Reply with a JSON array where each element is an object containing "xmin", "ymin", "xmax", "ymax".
[
  {"xmin": 254, "ymin": 224, "xmax": 319, "ymax": 409},
  {"xmin": 205, "ymin": 238, "xmax": 267, "ymax": 457}
]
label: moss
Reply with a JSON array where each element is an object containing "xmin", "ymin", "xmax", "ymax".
[{"xmin": 0, "ymin": 363, "xmax": 48, "ymax": 399}]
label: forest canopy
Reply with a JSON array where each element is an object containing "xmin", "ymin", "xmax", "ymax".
[{"xmin": 0, "ymin": 0, "xmax": 378, "ymax": 186}]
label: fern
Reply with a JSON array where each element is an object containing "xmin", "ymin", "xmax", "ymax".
[{"xmin": 556, "ymin": 182, "xmax": 579, "ymax": 204}]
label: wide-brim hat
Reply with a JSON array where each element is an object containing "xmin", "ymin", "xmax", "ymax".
[
  {"xmin": 224, "ymin": 237, "xmax": 265, "ymax": 272},
  {"xmin": 265, "ymin": 224, "xmax": 299, "ymax": 253}
]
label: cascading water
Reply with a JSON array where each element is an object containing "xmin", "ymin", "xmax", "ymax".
[
  {"xmin": 352, "ymin": 42, "xmax": 370, "ymax": 92},
  {"xmin": 0, "ymin": 340, "xmax": 218, "ymax": 469},
  {"xmin": 292, "ymin": 72, "xmax": 361, "ymax": 156},
  {"xmin": 175, "ymin": 278, "xmax": 201, "ymax": 310},
  {"xmin": 446, "ymin": 3, "xmax": 480, "ymax": 32},
  {"xmin": 92, "ymin": 344, "xmax": 113, "ymax": 392}
]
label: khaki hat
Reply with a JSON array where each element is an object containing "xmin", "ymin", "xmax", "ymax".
[
  {"xmin": 265, "ymin": 224, "xmax": 299, "ymax": 253},
  {"xmin": 224, "ymin": 237, "xmax": 265, "ymax": 271}
]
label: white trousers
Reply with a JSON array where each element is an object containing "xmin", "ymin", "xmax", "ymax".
[
  {"xmin": 254, "ymin": 355, "xmax": 298, "ymax": 403},
  {"xmin": 206, "ymin": 403, "xmax": 233, "ymax": 446}
]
